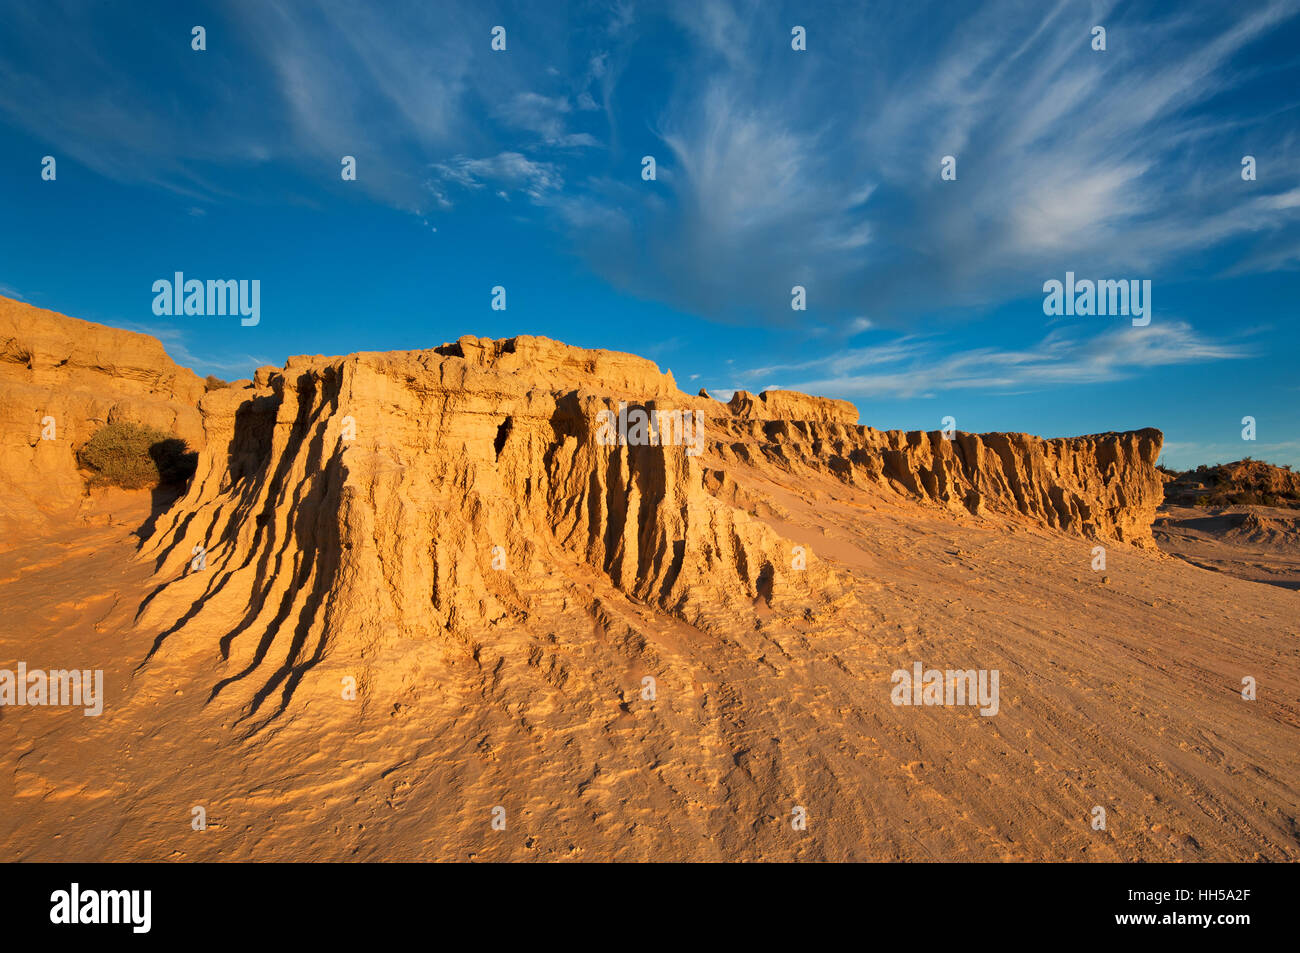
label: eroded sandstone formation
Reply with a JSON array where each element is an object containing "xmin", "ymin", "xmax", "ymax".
[
  {"xmin": 135, "ymin": 336, "xmax": 838, "ymax": 712},
  {"xmin": 713, "ymin": 416, "xmax": 1164, "ymax": 546},
  {"xmin": 0, "ymin": 297, "xmax": 204, "ymax": 533},
  {"xmin": 0, "ymin": 297, "xmax": 1165, "ymax": 724}
]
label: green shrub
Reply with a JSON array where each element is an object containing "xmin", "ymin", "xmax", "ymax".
[{"xmin": 76, "ymin": 422, "xmax": 198, "ymax": 490}]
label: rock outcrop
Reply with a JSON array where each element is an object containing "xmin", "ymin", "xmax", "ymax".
[
  {"xmin": 725, "ymin": 388, "xmax": 859, "ymax": 425},
  {"xmin": 1163, "ymin": 459, "xmax": 1300, "ymax": 508},
  {"xmin": 0, "ymin": 298, "xmax": 1167, "ymax": 722},
  {"xmin": 0, "ymin": 297, "xmax": 204, "ymax": 533},
  {"xmin": 134, "ymin": 337, "xmax": 843, "ymax": 720},
  {"xmin": 713, "ymin": 417, "xmax": 1164, "ymax": 546}
]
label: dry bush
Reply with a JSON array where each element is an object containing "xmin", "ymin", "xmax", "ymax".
[{"xmin": 76, "ymin": 422, "xmax": 198, "ymax": 490}]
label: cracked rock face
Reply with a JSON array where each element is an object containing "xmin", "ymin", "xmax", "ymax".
[
  {"xmin": 712, "ymin": 417, "xmax": 1164, "ymax": 547},
  {"xmin": 22, "ymin": 298, "xmax": 1297, "ymax": 866},
  {"xmin": 0, "ymin": 299, "xmax": 1162, "ymax": 724},
  {"xmin": 119, "ymin": 329, "xmax": 1158, "ymax": 721},
  {"xmin": 0, "ymin": 297, "xmax": 204, "ymax": 533},
  {"xmin": 135, "ymin": 338, "xmax": 842, "ymax": 718}
]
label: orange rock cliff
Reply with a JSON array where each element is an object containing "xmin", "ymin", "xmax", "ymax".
[{"xmin": 1, "ymin": 296, "xmax": 1164, "ymax": 717}]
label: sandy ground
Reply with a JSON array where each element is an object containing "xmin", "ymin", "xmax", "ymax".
[
  {"xmin": 1154, "ymin": 504, "xmax": 1300, "ymax": 591},
  {"xmin": 1, "ymin": 472, "xmax": 1297, "ymax": 863}
]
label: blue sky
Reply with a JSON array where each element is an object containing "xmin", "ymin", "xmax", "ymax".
[{"xmin": 1, "ymin": 0, "xmax": 1298, "ymax": 468}]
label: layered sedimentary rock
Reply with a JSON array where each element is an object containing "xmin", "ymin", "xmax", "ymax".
[
  {"xmin": 713, "ymin": 415, "xmax": 1164, "ymax": 546},
  {"xmin": 134, "ymin": 337, "xmax": 840, "ymax": 721},
  {"xmin": 0, "ymin": 297, "xmax": 204, "ymax": 532},
  {"xmin": 726, "ymin": 388, "xmax": 859, "ymax": 425},
  {"xmin": 0, "ymin": 298, "xmax": 1166, "ymax": 722}
]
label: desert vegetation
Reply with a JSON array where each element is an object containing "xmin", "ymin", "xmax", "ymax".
[
  {"xmin": 1163, "ymin": 459, "xmax": 1300, "ymax": 508},
  {"xmin": 75, "ymin": 421, "xmax": 197, "ymax": 490}
]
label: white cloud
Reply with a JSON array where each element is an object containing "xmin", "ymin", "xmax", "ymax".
[
  {"xmin": 3, "ymin": 0, "xmax": 1297, "ymax": 332},
  {"xmin": 117, "ymin": 322, "xmax": 267, "ymax": 377},
  {"xmin": 495, "ymin": 93, "xmax": 569, "ymax": 138},
  {"xmin": 1161, "ymin": 439, "xmax": 1300, "ymax": 469},
  {"xmin": 428, "ymin": 153, "xmax": 563, "ymax": 204},
  {"xmin": 745, "ymin": 321, "xmax": 1251, "ymax": 399},
  {"xmin": 577, "ymin": 0, "xmax": 1300, "ymax": 325}
]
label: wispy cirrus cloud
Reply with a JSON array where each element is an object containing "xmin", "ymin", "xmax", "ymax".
[
  {"xmin": 426, "ymin": 153, "xmax": 564, "ymax": 207},
  {"xmin": 602, "ymin": 0, "xmax": 1300, "ymax": 326},
  {"xmin": 741, "ymin": 321, "xmax": 1252, "ymax": 399},
  {"xmin": 2, "ymin": 0, "xmax": 1297, "ymax": 333},
  {"xmin": 1161, "ymin": 439, "xmax": 1300, "ymax": 469},
  {"xmin": 494, "ymin": 92, "xmax": 599, "ymax": 148},
  {"xmin": 118, "ymin": 322, "xmax": 268, "ymax": 378}
]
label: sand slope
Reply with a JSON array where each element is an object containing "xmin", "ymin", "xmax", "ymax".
[
  {"xmin": 1155, "ymin": 505, "xmax": 1300, "ymax": 591},
  {"xmin": 0, "ymin": 299, "xmax": 1296, "ymax": 862}
]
